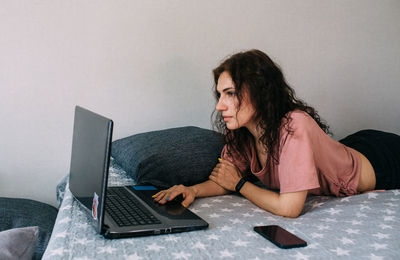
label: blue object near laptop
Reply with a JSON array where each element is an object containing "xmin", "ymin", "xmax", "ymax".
[{"xmin": 132, "ymin": 186, "xmax": 158, "ymax": 191}]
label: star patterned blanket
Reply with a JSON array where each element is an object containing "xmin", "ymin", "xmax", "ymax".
[{"xmin": 43, "ymin": 158, "xmax": 400, "ymax": 259}]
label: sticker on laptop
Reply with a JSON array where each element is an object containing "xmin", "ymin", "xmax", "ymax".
[{"xmin": 92, "ymin": 192, "xmax": 99, "ymax": 220}]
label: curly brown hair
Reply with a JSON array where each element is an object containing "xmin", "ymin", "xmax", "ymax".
[{"xmin": 212, "ymin": 49, "xmax": 330, "ymax": 175}]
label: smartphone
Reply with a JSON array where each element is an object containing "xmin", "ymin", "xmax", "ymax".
[{"xmin": 254, "ymin": 225, "xmax": 307, "ymax": 249}]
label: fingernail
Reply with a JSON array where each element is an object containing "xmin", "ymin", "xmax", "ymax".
[
  {"xmin": 218, "ymin": 158, "xmax": 222, "ymax": 161},
  {"xmin": 151, "ymin": 194, "xmax": 157, "ymax": 198},
  {"xmin": 166, "ymin": 196, "xmax": 170, "ymax": 201},
  {"xmin": 182, "ymin": 203, "xmax": 187, "ymax": 208}
]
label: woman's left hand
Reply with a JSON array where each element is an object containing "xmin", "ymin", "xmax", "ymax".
[{"xmin": 209, "ymin": 158, "xmax": 242, "ymax": 191}]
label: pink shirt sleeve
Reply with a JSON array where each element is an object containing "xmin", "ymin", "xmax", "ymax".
[{"xmin": 278, "ymin": 116, "xmax": 321, "ymax": 193}]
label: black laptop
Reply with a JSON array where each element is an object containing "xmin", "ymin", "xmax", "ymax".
[{"xmin": 68, "ymin": 106, "xmax": 208, "ymax": 239}]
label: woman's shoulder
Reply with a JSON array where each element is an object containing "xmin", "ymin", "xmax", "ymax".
[
  {"xmin": 287, "ymin": 110, "xmax": 311, "ymax": 120},
  {"xmin": 281, "ymin": 110, "xmax": 325, "ymax": 140},
  {"xmin": 285, "ymin": 110, "xmax": 316, "ymax": 128}
]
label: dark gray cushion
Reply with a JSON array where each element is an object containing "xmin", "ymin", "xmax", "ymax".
[
  {"xmin": 111, "ymin": 126, "xmax": 225, "ymax": 189},
  {"xmin": 0, "ymin": 198, "xmax": 58, "ymax": 260},
  {"xmin": 0, "ymin": 226, "xmax": 38, "ymax": 260}
]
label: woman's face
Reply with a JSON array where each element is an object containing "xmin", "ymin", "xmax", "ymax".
[{"xmin": 216, "ymin": 71, "xmax": 257, "ymax": 130}]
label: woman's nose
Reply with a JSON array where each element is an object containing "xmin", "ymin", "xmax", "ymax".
[{"xmin": 216, "ymin": 98, "xmax": 227, "ymax": 111}]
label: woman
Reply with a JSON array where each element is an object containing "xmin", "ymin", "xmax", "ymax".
[{"xmin": 153, "ymin": 49, "xmax": 400, "ymax": 218}]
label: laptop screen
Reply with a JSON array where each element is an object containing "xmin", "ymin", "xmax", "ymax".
[{"xmin": 69, "ymin": 106, "xmax": 113, "ymax": 232}]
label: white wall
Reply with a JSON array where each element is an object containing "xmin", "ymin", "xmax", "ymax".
[{"xmin": 1, "ymin": 0, "xmax": 399, "ymax": 207}]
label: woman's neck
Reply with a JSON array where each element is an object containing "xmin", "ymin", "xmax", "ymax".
[
  {"xmin": 245, "ymin": 121, "xmax": 263, "ymax": 144},
  {"xmin": 246, "ymin": 124, "xmax": 268, "ymax": 169}
]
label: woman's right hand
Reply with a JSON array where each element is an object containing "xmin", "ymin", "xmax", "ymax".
[{"xmin": 152, "ymin": 184, "xmax": 197, "ymax": 208}]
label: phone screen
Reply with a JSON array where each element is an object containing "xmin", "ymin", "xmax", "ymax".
[{"xmin": 254, "ymin": 225, "xmax": 307, "ymax": 249}]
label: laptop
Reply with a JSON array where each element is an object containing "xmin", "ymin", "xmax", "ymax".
[{"xmin": 68, "ymin": 106, "xmax": 208, "ymax": 239}]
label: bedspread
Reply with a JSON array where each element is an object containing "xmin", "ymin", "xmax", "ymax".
[{"xmin": 43, "ymin": 159, "xmax": 400, "ymax": 259}]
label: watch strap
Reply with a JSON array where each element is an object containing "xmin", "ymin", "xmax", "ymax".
[{"xmin": 235, "ymin": 177, "xmax": 247, "ymax": 193}]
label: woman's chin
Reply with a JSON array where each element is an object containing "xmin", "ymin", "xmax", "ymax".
[{"xmin": 225, "ymin": 123, "xmax": 239, "ymax": 130}]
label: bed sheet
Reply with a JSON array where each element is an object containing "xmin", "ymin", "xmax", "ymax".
[{"xmin": 43, "ymin": 159, "xmax": 400, "ymax": 259}]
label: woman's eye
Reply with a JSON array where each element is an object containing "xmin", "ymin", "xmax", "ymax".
[{"xmin": 227, "ymin": 92, "xmax": 236, "ymax": 96}]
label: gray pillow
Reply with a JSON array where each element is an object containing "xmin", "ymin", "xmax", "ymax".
[
  {"xmin": 0, "ymin": 226, "xmax": 38, "ymax": 260},
  {"xmin": 0, "ymin": 198, "xmax": 58, "ymax": 260},
  {"xmin": 111, "ymin": 126, "xmax": 225, "ymax": 189}
]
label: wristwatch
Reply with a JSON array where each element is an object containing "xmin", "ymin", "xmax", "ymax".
[{"xmin": 235, "ymin": 177, "xmax": 247, "ymax": 193}]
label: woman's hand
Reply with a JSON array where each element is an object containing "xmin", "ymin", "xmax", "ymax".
[
  {"xmin": 152, "ymin": 185, "xmax": 197, "ymax": 208},
  {"xmin": 209, "ymin": 158, "xmax": 242, "ymax": 191}
]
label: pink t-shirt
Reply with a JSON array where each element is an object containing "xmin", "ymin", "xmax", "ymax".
[{"xmin": 221, "ymin": 110, "xmax": 361, "ymax": 197}]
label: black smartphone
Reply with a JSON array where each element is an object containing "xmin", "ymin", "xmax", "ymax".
[{"xmin": 254, "ymin": 225, "xmax": 307, "ymax": 249}]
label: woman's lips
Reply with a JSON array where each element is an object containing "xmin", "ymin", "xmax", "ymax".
[{"xmin": 223, "ymin": 116, "xmax": 232, "ymax": 121}]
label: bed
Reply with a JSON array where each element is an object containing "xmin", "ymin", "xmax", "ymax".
[
  {"xmin": 43, "ymin": 127, "xmax": 400, "ymax": 259},
  {"xmin": 43, "ymin": 160, "xmax": 400, "ymax": 259}
]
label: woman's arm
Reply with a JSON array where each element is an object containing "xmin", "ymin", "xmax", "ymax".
[
  {"xmin": 209, "ymin": 158, "xmax": 308, "ymax": 218},
  {"xmin": 192, "ymin": 179, "xmax": 231, "ymax": 197},
  {"xmin": 153, "ymin": 179, "xmax": 230, "ymax": 207},
  {"xmin": 239, "ymin": 182, "xmax": 307, "ymax": 218}
]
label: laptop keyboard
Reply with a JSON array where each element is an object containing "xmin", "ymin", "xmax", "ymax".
[{"xmin": 106, "ymin": 187, "xmax": 161, "ymax": 227}]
